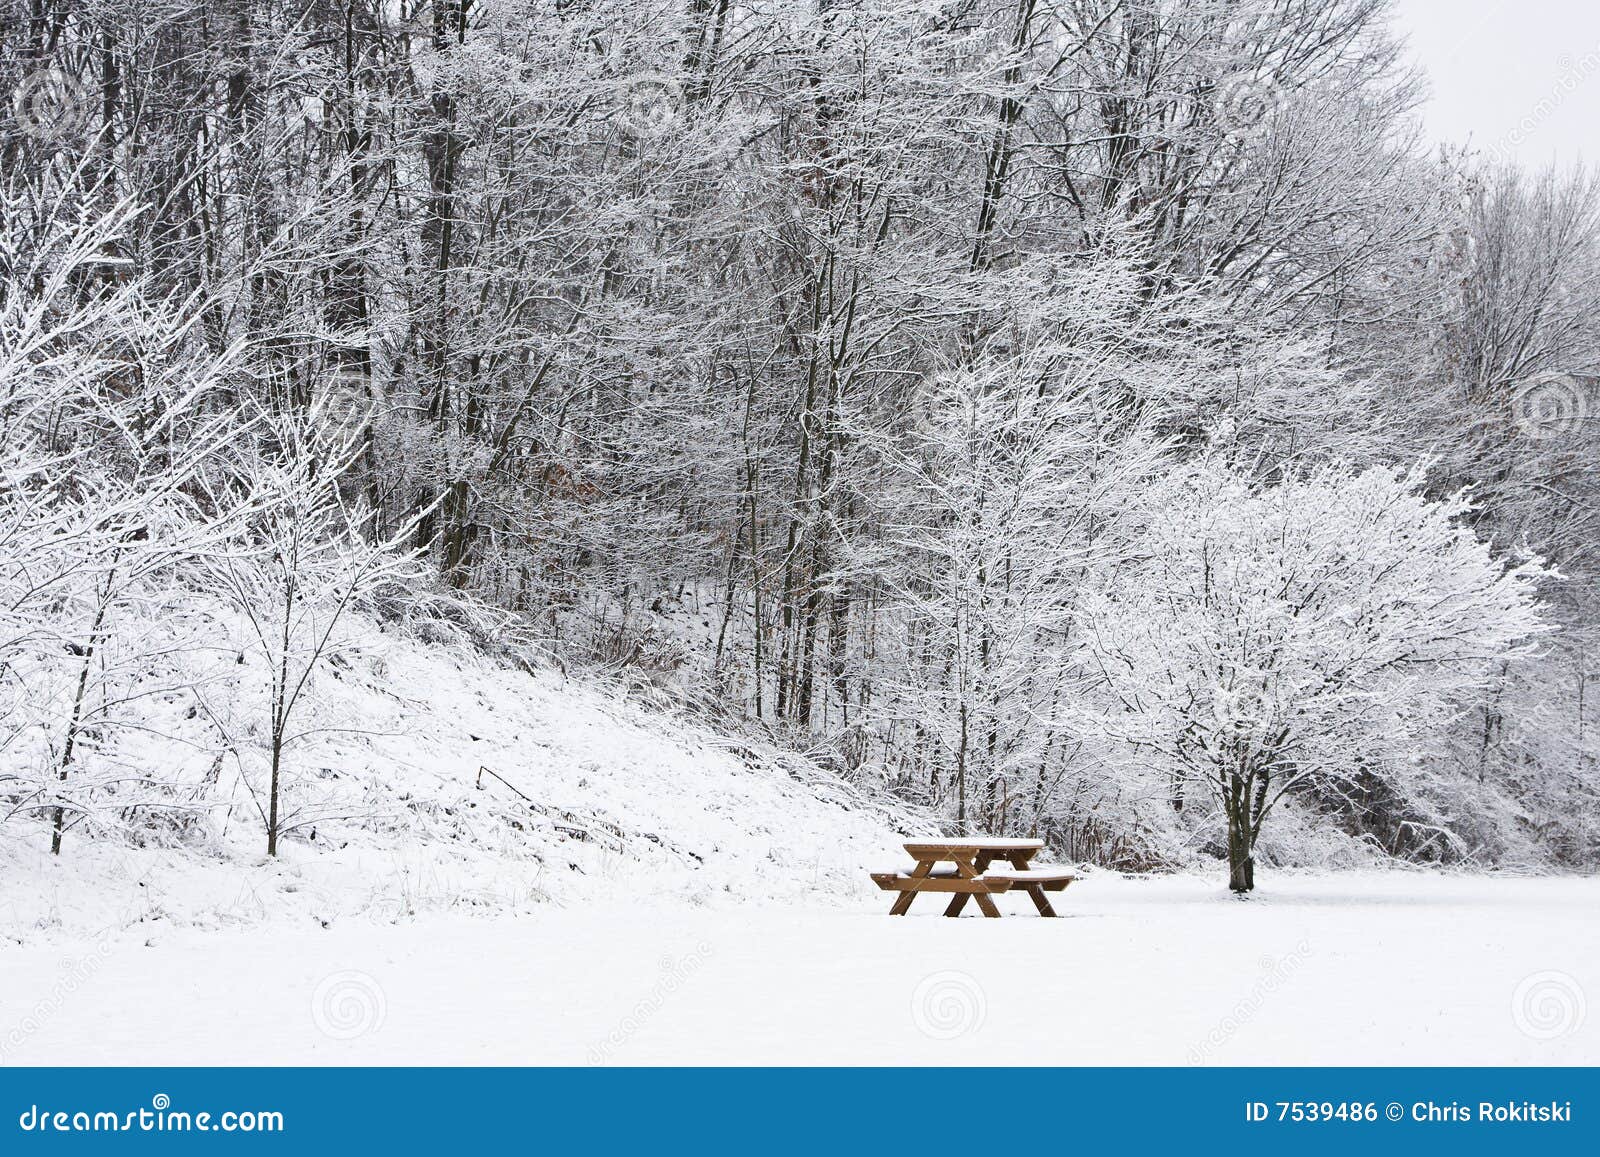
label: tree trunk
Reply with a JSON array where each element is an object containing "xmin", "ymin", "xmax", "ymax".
[
  {"xmin": 266, "ymin": 731, "xmax": 282, "ymax": 857},
  {"xmin": 415, "ymin": 0, "xmax": 466, "ymax": 555},
  {"xmin": 51, "ymin": 575, "xmax": 116, "ymax": 855},
  {"xmin": 1227, "ymin": 837, "xmax": 1255, "ymax": 893},
  {"xmin": 1226, "ymin": 789, "xmax": 1256, "ymax": 893}
]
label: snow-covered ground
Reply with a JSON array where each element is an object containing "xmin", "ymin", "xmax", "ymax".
[
  {"xmin": 3, "ymin": 873, "xmax": 1593, "ymax": 1065},
  {"xmin": 2, "ymin": 604, "xmax": 1591, "ymax": 1068},
  {"xmin": 0, "ymin": 608, "xmax": 926, "ymax": 938}
]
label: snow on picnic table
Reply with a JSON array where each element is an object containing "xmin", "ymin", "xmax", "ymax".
[{"xmin": 3, "ymin": 872, "xmax": 1593, "ymax": 1066}]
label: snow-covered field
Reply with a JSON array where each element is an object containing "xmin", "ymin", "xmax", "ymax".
[{"xmin": 4, "ymin": 873, "xmax": 1593, "ymax": 1066}]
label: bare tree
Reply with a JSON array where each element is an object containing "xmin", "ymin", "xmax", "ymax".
[{"xmin": 203, "ymin": 403, "xmax": 426, "ymax": 856}]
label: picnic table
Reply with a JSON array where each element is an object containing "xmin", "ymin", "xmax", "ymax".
[{"xmin": 870, "ymin": 838, "xmax": 1077, "ymax": 918}]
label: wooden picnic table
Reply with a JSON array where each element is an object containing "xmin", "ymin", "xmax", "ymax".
[{"xmin": 870, "ymin": 838, "xmax": 1077, "ymax": 918}]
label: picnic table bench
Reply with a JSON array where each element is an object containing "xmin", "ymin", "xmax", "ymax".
[{"xmin": 870, "ymin": 838, "xmax": 1077, "ymax": 918}]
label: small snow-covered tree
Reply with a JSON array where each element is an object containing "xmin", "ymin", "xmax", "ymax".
[
  {"xmin": 204, "ymin": 403, "xmax": 425, "ymax": 856},
  {"xmin": 0, "ymin": 190, "xmax": 249, "ymax": 853},
  {"xmin": 1082, "ymin": 457, "xmax": 1550, "ymax": 892}
]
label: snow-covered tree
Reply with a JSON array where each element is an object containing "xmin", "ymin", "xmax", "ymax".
[
  {"xmin": 202, "ymin": 404, "xmax": 425, "ymax": 856},
  {"xmin": 0, "ymin": 0, "xmax": 1595, "ymax": 877},
  {"xmin": 0, "ymin": 190, "xmax": 249, "ymax": 852},
  {"xmin": 858, "ymin": 346, "xmax": 1166, "ymax": 829},
  {"xmin": 1082, "ymin": 457, "xmax": 1551, "ymax": 891}
]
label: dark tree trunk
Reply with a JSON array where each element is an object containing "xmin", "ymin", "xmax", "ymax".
[
  {"xmin": 1225, "ymin": 776, "xmax": 1258, "ymax": 893},
  {"xmin": 266, "ymin": 732, "xmax": 282, "ymax": 857},
  {"xmin": 1227, "ymin": 834, "xmax": 1255, "ymax": 893}
]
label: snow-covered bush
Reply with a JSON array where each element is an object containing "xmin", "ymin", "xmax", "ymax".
[
  {"xmin": 1082, "ymin": 457, "xmax": 1551, "ymax": 891},
  {"xmin": 0, "ymin": 193, "xmax": 247, "ymax": 853}
]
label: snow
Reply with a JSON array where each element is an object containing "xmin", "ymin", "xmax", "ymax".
[
  {"xmin": 0, "ymin": 609, "xmax": 927, "ymax": 940},
  {"xmin": 2, "ymin": 605, "xmax": 1590, "ymax": 1069},
  {"xmin": 3, "ymin": 873, "xmax": 1594, "ymax": 1065}
]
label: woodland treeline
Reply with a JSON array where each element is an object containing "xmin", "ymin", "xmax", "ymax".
[{"xmin": 2, "ymin": 0, "xmax": 1597, "ymax": 883}]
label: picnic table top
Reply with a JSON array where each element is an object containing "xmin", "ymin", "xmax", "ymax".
[{"xmin": 903, "ymin": 837, "xmax": 1044, "ymax": 854}]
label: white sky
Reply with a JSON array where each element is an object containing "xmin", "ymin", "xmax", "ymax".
[{"xmin": 1389, "ymin": 0, "xmax": 1600, "ymax": 168}]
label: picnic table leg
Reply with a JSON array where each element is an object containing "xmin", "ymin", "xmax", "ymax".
[
  {"xmin": 951, "ymin": 853, "xmax": 1003, "ymax": 918},
  {"xmin": 890, "ymin": 860, "xmax": 935, "ymax": 916},
  {"xmin": 1023, "ymin": 885, "xmax": 1058, "ymax": 917},
  {"xmin": 942, "ymin": 849, "xmax": 996, "ymax": 917},
  {"xmin": 1007, "ymin": 851, "xmax": 1058, "ymax": 917}
]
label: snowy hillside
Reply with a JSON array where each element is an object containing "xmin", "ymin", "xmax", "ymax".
[{"xmin": 0, "ymin": 612, "xmax": 928, "ymax": 942}]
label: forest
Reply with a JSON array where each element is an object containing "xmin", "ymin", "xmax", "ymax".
[{"xmin": 2, "ymin": 0, "xmax": 1597, "ymax": 896}]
